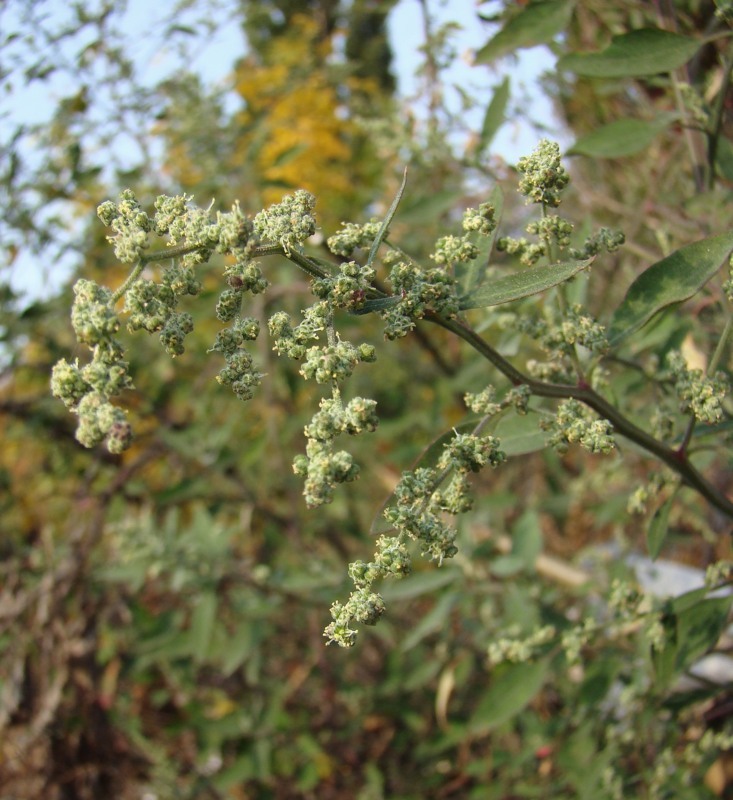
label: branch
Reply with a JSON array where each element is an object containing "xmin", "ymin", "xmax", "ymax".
[{"xmin": 426, "ymin": 312, "xmax": 733, "ymax": 520}]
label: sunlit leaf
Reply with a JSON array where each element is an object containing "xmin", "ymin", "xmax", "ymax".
[
  {"xmin": 367, "ymin": 167, "xmax": 407, "ymax": 268},
  {"xmin": 567, "ymin": 115, "xmax": 678, "ymax": 158},
  {"xmin": 478, "ymin": 77, "xmax": 510, "ymax": 153},
  {"xmin": 459, "ymin": 258, "xmax": 592, "ymax": 309},
  {"xmin": 608, "ymin": 232, "xmax": 733, "ymax": 346},
  {"xmin": 475, "ymin": 0, "xmax": 576, "ymax": 64},
  {"xmin": 558, "ymin": 29, "xmax": 699, "ymax": 78}
]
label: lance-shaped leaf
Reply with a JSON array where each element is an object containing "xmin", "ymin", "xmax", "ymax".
[
  {"xmin": 646, "ymin": 494, "xmax": 674, "ymax": 561},
  {"xmin": 366, "ymin": 167, "xmax": 407, "ymax": 269},
  {"xmin": 475, "ymin": 0, "xmax": 575, "ymax": 64},
  {"xmin": 558, "ymin": 29, "xmax": 699, "ymax": 78},
  {"xmin": 458, "ymin": 257, "xmax": 592, "ymax": 310},
  {"xmin": 608, "ymin": 232, "xmax": 733, "ymax": 347},
  {"xmin": 469, "ymin": 658, "xmax": 550, "ymax": 734},
  {"xmin": 478, "ymin": 77, "xmax": 510, "ymax": 154},
  {"xmin": 567, "ymin": 114, "xmax": 679, "ymax": 158}
]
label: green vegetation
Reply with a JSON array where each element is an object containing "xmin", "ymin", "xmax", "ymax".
[{"xmin": 3, "ymin": 1, "xmax": 733, "ymax": 797}]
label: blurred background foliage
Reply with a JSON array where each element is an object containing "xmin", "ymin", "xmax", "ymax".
[{"xmin": 1, "ymin": 0, "xmax": 732, "ymax": 798}]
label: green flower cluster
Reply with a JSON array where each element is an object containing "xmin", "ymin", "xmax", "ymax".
[
  {"xmin": 496, "ymin": 235, "xmax": 546, "ymax": 267},
  {"xmin": 526, "ymin": 214, "xmax": 573, "ymax": 250},
  {"xmin": 465, "ymin": 384, "xmax": 531, "ymax": 416},
  {"xmin": 543, "ymin": 304, "xmax": 609, "ymax": 356},
  {"xmin": 294, "ymin": 394, "xmax": 379, "ymax": 508},
  {"xmin": 667, "ymin": 350, "xmax": 729, "ymax": 424},
  {"xmin": 97, "ymin": 189, "xmax": 151, "ymax": 263},
  {"xmin": 51, "ymin": 279, "xmax": 133, "ymax": 453},
  {"xmin": 431, "ymin": 234, "xmax": 479, "ymax": 267},
  {"xmin": 326, "ymin": 219, "xmax": 382, "ymax": 257},
  {"xmin": 253, "ymin": 189, "xmax": 316, "ymax": 253},
  {"xmin": 211, "ymin": 317, "xmax": 264, "ymax": 401},
  {"xmin": 325, "ymin": 430, "xmax": 505, "ymax": 646},
  {"xmin": 126, "ymin": 264, "xmax": 202, "ymax": 357},
  {"xmin": 516, "ymin": 138, "xmax": 570, "ymax": 208},
  {"xmin": 268, "ymin": 304, "xmax": 329, "ymax": 360},
  {"xmin": 462, "ymin": 202, "xmax": 497, "ymax": 236},
  {"xmin": 569, "ymin": 226, "xmax": 625, "ymax": 259},
  {"xmin": 382, "ymin": 260, "xmax": 459, "ymax": 339},
  {"xmin": 312, "ymin": 260, "xmax": 377, "ymax": 312},
  {"xmin": 542, "ymin": 398, "xmax": 615, "ymax": 454}
]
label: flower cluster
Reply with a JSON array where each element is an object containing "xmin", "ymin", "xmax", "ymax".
[
  {"xmin": 312, "ymin": 260, "xmax": 376, "ymax": 312},
  {"xmin": 516, "ymin": 138, "xmax": 570, "ymax": 208},
  {"xmin": 253, "ymin": 189, "xmax": 316, "ymax": 253},
  {"xmin": 667, "ymin": 350, "xmax": 729, "ymax": 424},
  {"xmin": 542, "ymin": 304, "xmax": 609, "ymax": 356},
  {"xmin": 325, "ymin": 431, "xmax": 505, "ymax": 647},
  {"xmin": 431, "ymin": 234, "xmax": 479, "ymax": 267},
  {"xmin": 97, "ymin": 189, "xmax": 151, "ymax": 263},
  {"xmin": 527, "ymin": 213, "xmax": 573, "ymax": 249},
  {"xmin": 51, "ymin": 279, "xmax": 133, "ymax": 453},
  {"xmin": 541, "ymin": 398, "xmax": 615, "ymax": 454},
  {"xmin": 462, "ymin": 202, "xmax": 497, "ymax": 236},
  {"xmin": 381, "ymin": 260, "xmax": 459, "ymax": 339},
  {"xmin": 294, "ymin": 394, "xmax": 379, "ymax": 508},
  {"xmin": 465, "ymin": 384, "xmax": 531, "ymax": 417},
  {"xmin": 326, "ymin": 219, "xmax": 382, "ymax": 257},
  {"xmin": 488, "ymin": 624, "xmax": 557, "ymax": 665},
  {"xmin": 569, "ymin": 226, "xmax": 625, "ymax": 259}
]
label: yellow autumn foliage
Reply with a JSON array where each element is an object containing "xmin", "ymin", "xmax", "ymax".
[{"xmin": 233, "ymin": 14, "xmax": 385, "ymax": 224}]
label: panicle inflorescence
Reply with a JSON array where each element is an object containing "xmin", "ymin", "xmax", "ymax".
[{"xmin": 325, "ymin": 430, "xmax": 505, "ymax": 646}]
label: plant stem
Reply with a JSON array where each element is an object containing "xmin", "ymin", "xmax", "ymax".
[{"xmin": 426, "ymin": 312, "xmax": 733, "ymax": 519}]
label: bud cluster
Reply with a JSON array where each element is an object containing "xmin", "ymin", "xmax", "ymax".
[
  {"xmin": 51, "ymin": 279, "xmax": 133, "ymax": 453},
  {"xmin": 541, "ymin": 398, "xmax": 615, "ymax": 454},
  {"xmin": 667, "ymin": 350, "xmax": 729, "ymax": 424},
  {"xmin": 382, "ymin": 260, "xmax": 459, "ymax": 339},
  {"xmin": 516, "ymin": 138, "xmax": 570, "ymax": 208},
  {"xmin": 294, "ymin": 394, "xmax": 379, "ymax": 508}
]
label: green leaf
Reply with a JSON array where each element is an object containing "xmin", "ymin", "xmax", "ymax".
[
  {"xmin": 608, "ymin": 232, "xmax": 733, "ymax": 346},
  {"xmin": 478, "ymin": 77, "xmax": 510, "ymax": 153},
  {"xmin": 397, "ymin": 188, "xmax": 465, "ymax": 224},
  {"xmin": 511, "ymin": 510, "xmax": 543, "ymax": 568},
  {"xmin": 493, "ymin": 412, "xmax": 546, "ymax": 456},
  {"xmin": 459, "ymin": 258, "xmax": 592, "ymax": 310},
  {"xmin": 381, "ymin": 568, "xmax": 460, "ymax": 601},
  {"xmin": 475, "ymin": 0, "xmax": 576, "ymax": 64},
  {"xmin": 567, "ymin": 115, "xmax": 678, "ymax": 158},
  {"xmin": 468, "ymin": 658, "xmax": 549, "ymax": 734},
  {"xmin": 674, "ymin": 594, "xmax": 732, "ymax": 672},
  {"xmin": 400, "ymin": 592, "xmax": 458, "ymax": 652},
  {"xmin": 714, "ymin": 136, "xmax": 733, "ymax": 182},
  {"xmin": 190, "ymin": 591, "xmax": 218, "ymax": 664},
  {"xmin": 367, "ymin": 167, "xmax": 407, "ymax": 269},
  {"xmin": 558, "ymin": 29, "xmax": 699, "ymax": 78},
  {"xmin": 653, "ymin": 591, "xmax": 733, "ymax": 686},
  {"xmin": 646, "ymin": 495, "xmax": 674, "ymax": 561}
]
